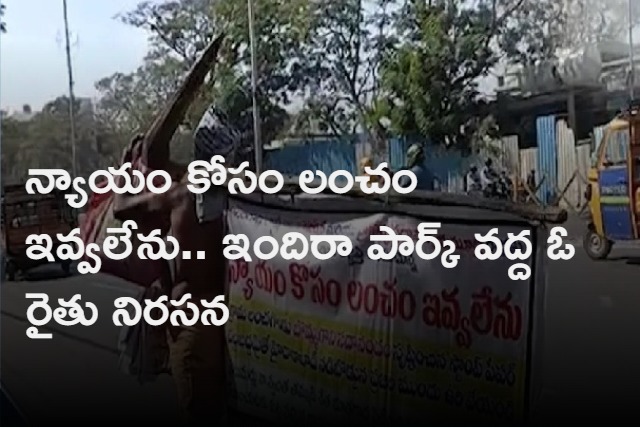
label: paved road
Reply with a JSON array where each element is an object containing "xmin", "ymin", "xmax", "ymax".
[
  {"xmin": 1, "ymin": 271, "xmax": 178, "ymax": 426},
  {"xmin": 534, "ymin": 244, "xmax": 640, "ymax": 424},
  {"xmin": 2, "ymin": 226, "xmax": 639, "ymax": 425}
]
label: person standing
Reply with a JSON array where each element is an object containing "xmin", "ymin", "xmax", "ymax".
[
  {"xmin": 465, "ymin": 166, "xmax": 482, "ymax": 195},
  {"xmin": 398, "ymin": 144, "xmax": 436, "ymax": 191},
  {"xmin": 112, "ymin": 101, "xmax": 244, "ymax": 425},
  {"xmin": 526, "ymin": 169, "xmax": 536, "ymax": 192},
  {"xmin": 480, "ymin": 158, "xmax": 498, "ymax": 196},
  {"xmin": 498, "ymin": 170, "xmax": 512, "ymax": 200},
  {"xmin": 358, "ymin": 157, "xmax": 374, "ymax": 185},
  {"xmin": 525, "ymin": 169, "xmax": 537, "ymax": 203}
]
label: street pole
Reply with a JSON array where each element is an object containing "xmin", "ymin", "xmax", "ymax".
[
  {"xmin": 0, "ymin": 21, "xmax": 3, "ymax": 194},
  {"xmin": 62, "ymin": 0, "xmax": 78, "ymax": 178},
  {"xmin": 247, "ymin": 0, "xmax": 262, "ymax": 174},
  {"xmin": 629, "ymin": 0, "xmax": 635, "ymax": 100}
]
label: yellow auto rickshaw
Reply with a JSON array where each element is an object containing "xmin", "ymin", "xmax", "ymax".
[{"xmin": 584, "ymin": 103, "xmax": 640, "ymax": 259}]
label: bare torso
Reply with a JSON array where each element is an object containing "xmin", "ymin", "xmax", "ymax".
[
  {"xmin": 168, "ymin": 188, "xmax": 226, "ymax": 302},
  {"xmin": 113, "ymin": 164, "xmax": 226, "ymax": 302}
]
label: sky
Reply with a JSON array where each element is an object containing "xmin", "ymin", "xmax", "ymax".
[
  {"xmin": 1, "ymin": 0, "xmax": 638, "ymax": 112},
  {"xmin": 0, "ymin": 0, "xmax": 149, "ymax": 110}
]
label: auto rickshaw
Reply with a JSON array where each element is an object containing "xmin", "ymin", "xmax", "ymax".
[
  {"xmin": 583, "ymin": 102, "xmax": 640, "ymax": 259},
  {"xmin": 1, "ymin": 184, "xmax": 76, "ymax": 280}
]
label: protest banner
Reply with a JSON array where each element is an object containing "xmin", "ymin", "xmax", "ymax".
[{"xmin": 221, "ymin": 192, "xmax": 547, "ymax": 425}]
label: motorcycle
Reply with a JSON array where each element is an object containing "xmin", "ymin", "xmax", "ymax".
[{"xmin": 482, "ymin": 175, "xmax": 512, "ymax": 201}]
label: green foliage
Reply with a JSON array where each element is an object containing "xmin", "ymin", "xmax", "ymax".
[
  {"xmin": 493, "ymin": 0, "xmax": 565, "ymax": 65},
  {"xmin": 374, "ymin": 0, "xmax": 500, "ymax": 147},
  {"xmin": 95, "ymin": 0, "xmax": 311, "ymax": 158},
  {"xmin": 296, "ymin": 0, "xmax": 393, "ymax": 137},
  {"xmin": 9, "ymin": 0, "xmax": 635, "ymax": 181},
  {"xmin": 96, "ymin": 0, "xmax": 634, "ymax": 153},
  {"xmin": 2, "ymin": 98, "xmax": 119, "ymax": 182},
  {"xmin": 367, "ymin": 0, "xmax": 600, "ymax": 146},
  {"xmin": 1, "ymin": 2, "xmax": 6, "ymax": 33}
]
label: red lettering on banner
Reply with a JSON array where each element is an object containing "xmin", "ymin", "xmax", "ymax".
[
  {"xmin": 440, "ymin": 287, "xmax": 462, "ymax": 330},
  {"xmin": 470, "ymin": 286, "xmax": 493, "ymax": 334},
  {"xmin": 346, "ymin": 280, "xmax": 364, "ymax": 312},
  {"xmin": 379, "ymin": 278, "xmax": 398, "ymax": 318},
  {"xmin": 254, "ymin": 261, "xmax": 287, "ymax": 296},
  {"xmin": 228, "ymin": 260, "xmax": 252, "ymax": 300},
  {"xmin": 228, "ymin": 260, "xmax": 249, "ymax": 285},
  {"xmin": 421, "ymin": 286, "xmax": 523, "ymax": 347},
  {"xmin": 364, "ymin": 283, "xmax": 379, "ymax": 314},
  {"xmin": 422, "ymin": 293, "xmax": 441, "ymax": 326},
  {"xmin": 398, "ymin": 290, "xmax": 416, "ymax": 321},
  {"xmin": 312, "ymin": 277, "xmax": 342, "ymax": 307},
  {"xmin": 288, "ymin": 263, "xmax": 307, "ymax": 300},
  {"xmin": 493, "ymin": 292, "xmax": 522, "ymax": 341},
  {"xmin": 356, "ymin": 221, "xmax": 387, "ymax": 242},
  {"xmin": 288, "ymin": 263, "xmax": 323, "ymax": 301},
  {"xmin": 231, "ymin": 259, "xmax": 523, "ymax": 348}
]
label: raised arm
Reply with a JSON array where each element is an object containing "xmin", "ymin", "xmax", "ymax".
[{"xmin": 142, "ymin": 35, "xmax": 225, "ymax": 170}]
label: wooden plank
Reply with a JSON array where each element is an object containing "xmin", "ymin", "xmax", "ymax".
[{"xmin": 220, "ymin": 174, "xmax": 568, "ymax": 224}]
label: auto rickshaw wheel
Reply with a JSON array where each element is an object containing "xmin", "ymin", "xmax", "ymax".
[{"xmin": 583, "ymin": 230, "xmax": 612, "ymax": 260}]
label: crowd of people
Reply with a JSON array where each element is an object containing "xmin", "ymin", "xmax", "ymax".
[
  {"xmin": 464, "ymin": 158, "xmax": 517, "ymax": 200},
  {"xmin": 359, "ymin": 145, "xmax": 528, "ymax": 202}
]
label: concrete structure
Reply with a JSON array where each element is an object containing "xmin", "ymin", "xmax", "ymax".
[
  {"xmin": 493, "ymin": 41, "xmax": 640, "ymax": 148},
  {"xmin": 5, "ymin": 105, "xmax": 36, "ymax": 122}
]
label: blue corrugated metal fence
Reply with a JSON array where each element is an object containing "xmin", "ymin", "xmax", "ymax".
[
  {"xmin": 265, "ymin": 134, "xmax": 524, "ymax": 194},
  {"xmin": 536, "ymin": 116, "xmax": 557, "ymax": 205},
  {"xmin": 264, "ymin": 139, "xmax": 356, "ymax": 176},
  {"xmin": 264, "ymin": 117, "xmax": 619, "ymax": 203}
]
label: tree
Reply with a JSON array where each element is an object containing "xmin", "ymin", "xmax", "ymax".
[
  {"xmin": 296, "ymin": 0, "xmax": 395, "ymax": 140},
  {"xmin": 497, "ymin": 0, "xmax": 567, "ymax": 65},
  {"xmin": 1, "ymin": 2, "xmax": 6, "ymax": 33},
  {"xmin": 1, "ymin": 96, "xmax": 116, "ymax": 182},
  {"xmin": 1, "ymin": 118, "xmax": 30, "ymax": 182},
  {"xmin": 294, "ymin": 0, "xmax": 565, "ymax": 148},
  {"xmin": 370, "ymin": 0, "xmax": 568, "ymax": 148},
  {"xmin": 499, "ymin": 0, "xmax": 640, "ymax": 65},
  {"xmin": 559, "ymin": 0, "xmax": 640, "ymax": 49},
  {"xmin": 95, "ymin": 0, "xmax": 311, "ymax": 156},
  {"xmin": 371, "ymin": 1, "xmax": 507, "ymax": 147},
  {"xmin": 93, "ymin": 0, "xmax": 573, "ymax": 156},
  {"xmin": 95, "ymin": 60, "xmax": 185, "ymax": 135}
]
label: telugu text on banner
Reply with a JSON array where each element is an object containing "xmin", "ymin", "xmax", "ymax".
[{"xmin": 224, "ymin": 198, "xmax": 537, "ymax": 425}]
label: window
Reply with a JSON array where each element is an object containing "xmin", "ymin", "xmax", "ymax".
[{"xmin": 603, "ymin": 129, "xmax": 629, "ymax": 166}]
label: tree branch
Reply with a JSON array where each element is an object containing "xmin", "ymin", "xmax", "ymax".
[{"xmin": 148, "ymin": 12, "xmax": 193, "ymax": 63}]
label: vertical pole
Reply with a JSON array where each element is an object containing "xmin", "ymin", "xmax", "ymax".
[
  {"xmin": 567, "ymin": 89, "xmax": 577, "ymax": 133},
  {"xmin": 0, "ymin": 18, "xmax": 3, "ymax": 194},
  {"xmin": 629, "ymin": 0, "xmax": 635, "ymax": 100},
  {"xmin": 567, "ymin": 89, "xmax": 581, "ymax": 206},
  {"xmin": 247, "ymin": 0, "xmax": 262, "ymax": 174},
  {"xmin": 62, "ymin": 0, "xmax": 77, "ymax": 178}
]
